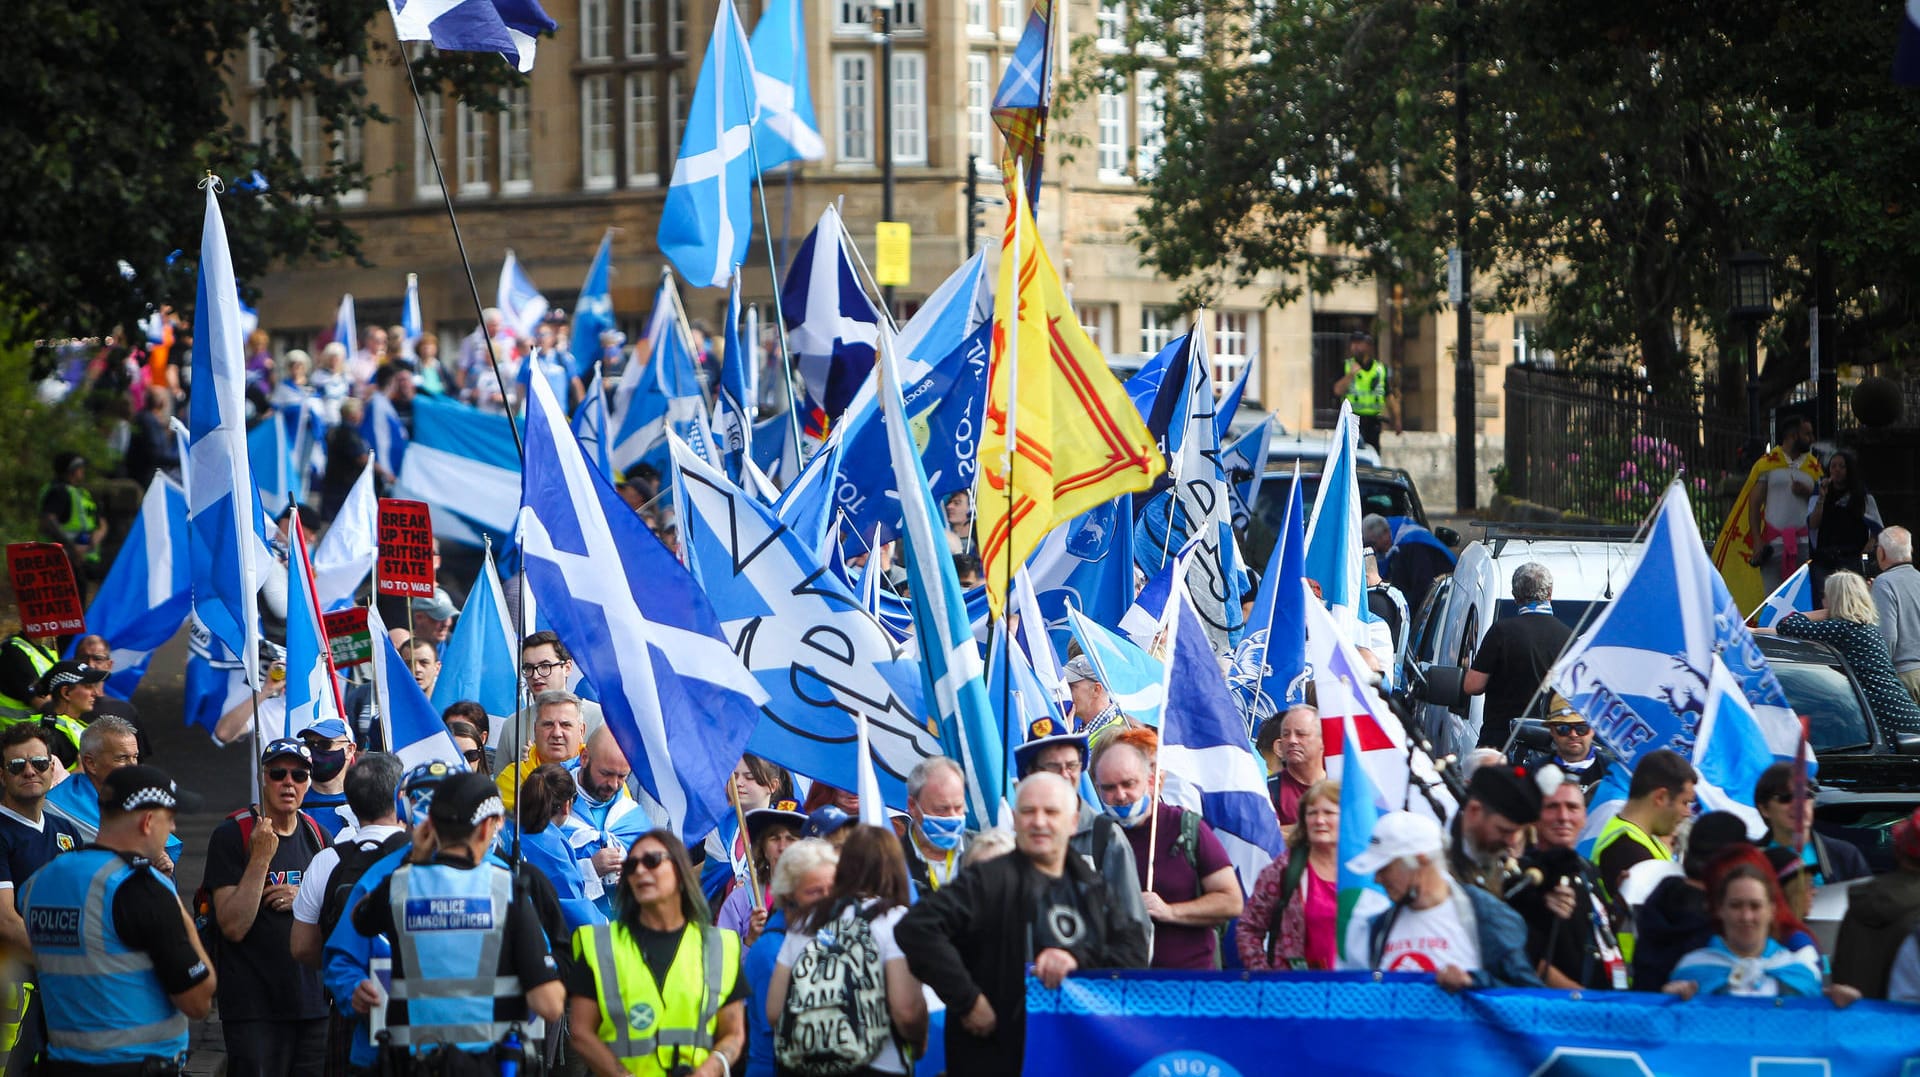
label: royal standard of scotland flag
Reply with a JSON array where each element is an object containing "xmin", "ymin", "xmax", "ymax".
[{"xmin": 659, "ymin": 0, "xmax": 759, "ymax": 289}]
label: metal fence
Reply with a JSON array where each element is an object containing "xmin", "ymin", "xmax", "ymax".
[{"xmin": 1503, "ymin": 363, "xmax": 1745, "ymax": 530}]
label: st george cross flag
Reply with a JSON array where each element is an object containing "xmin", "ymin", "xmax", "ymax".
[
  {"xmin": 386, "ymin": 0, "xmax": 558, "ymax": 73},
  {"xmin": 991, "ymin": 0, "xmax": 1054, "ymax": 208},
  {"xmin": 520, "ymin": 369, "xmax": 766, "ymax": 843},
  {"xmin": 659, "ymin": 0, "xmax": 760, "ymax": 289},
  {"xmin": 432, "ymin": 544, "xmax": 521, "ymax": 738},
  {"xmin": 572, "ymin": 230, "xmax": 617, "ymax": 380},
  {"xmin": 282, "ymin": 517, "xmax": 345, "ymax": 739},
  {"xmin": 978, "ymin": 174, "xmax": 1162, "ymax": 618},
  {"xmin": 311, "ymin": 460, "xmax": 378, "ymax": 608},
  {"xmin": 1750, "ymin": 562, "xmax": 1814, "ymax": 630},
  {"xmin": 401, "ymin": 272, "xmax": 423, "ymax": 357},
  {"xmin": 75, "ymin": 476, "xmax": 191, "ymax": 700},
  {"xmin": 497, "ymin": 249, "xmax": 549, "ymax": 338},
  {"xmin": 782, "ymin": 205, "xmax": 881, "ymax": 436},
  {"xmin": 747, "ymin": 0, "xmax": 824, "ymax": 169}
]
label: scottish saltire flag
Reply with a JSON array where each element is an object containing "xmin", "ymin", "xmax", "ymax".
[
  {"xmin": 670, "ymin": 435, "xmax": 940, "ymax": 813},
  {"xmin": 747, "ymin": 0, "xmax": 824, "ymax": 169},
  {"xmin": 659, "ymin": 0, "xmax": 759, "ymax": 289},
  {"xmin": 773, "ymin": 422, "xmax": 845, "ymax": 555},
  {"xmin": 1119, "ymin": 536, "xmax": 1198, "ymax": 650},
  {"xmin": 387, "ymin": 0, "xmax": 557, "ymax": 72},
  {"xmin": 1303, "ymin": 402, "xmax": 1367, "ymax": 627},
  {"xmin": 497, "ymin": 249, "xmax": 549, "ymax": 337},
  {"xmin": 611, "ymin": 279, "xmax": 709, "ymax": 474},
  {"xmin": 1332, "ymin": 664, "xmax": 1391, "ymax": 967},
  {"xmin": 1012, "ymin": 570, "xmax": 1071, "ymax": 705},
  {"xmin": 188, "ymin": 183, "xmax": 265, "ymax": 689},
  {"xmin": 1156, "ymin": 582, "xmax": 1286, "ymax": 886},
  {"xmin": 432, "ymin": 544, "xmax": 520, "ymax": 737},
  {"xmin": 1029, "ymin": 495, "xmax": 1135, "ymax": 656},
  {"xmin": 782, "ymin": 205, "xmax": 881, "ymax": 435},
  {"xmin": 521, "ymin": 372, "xmax": 766, "ymax": 843},
  {"xmin": 334, "ymin": 293, "xmax": 358, "ymax": 356},
  {"xmin": 1551, "ymin": 482, "xmax": 1803, "ymax": 781},
  {"xmin": 283, "ymin": 518, "xmax": 344, "ymax": 739},
  {"xmin": 1169, "ymin": 330, "xmax": 1246, "ymax": 649},
  {"xmin": 1065, "ymin": 607, "xmax": 1165, "ymax": 727},
  {"xmin": 573, "ymin": 230, "xmax": 617, "ymax": 379},
  {"xmin": 572, "ymin": 363, "xmax": 616, "ymax": 479},
  {"xmin": 362, "ymin": 389, "xmax": 410, "ymax": 474},
  {"xmin": 712, "ymin": 277, "xmax": 755, "ymax": 481},
  {"xmin": 311, "ymin": 460, "xmax": 377, "ymax": 608},
  {"xmin": 1221, "ymin": 416, "xmax": 1273, "ymax": 532},
  {"xmin": 394, "ymin": 395, "xmax": 523, "ymax": 546},
  {"xmin": 990, "ymin": 0, "xmax": 1054, "ymax": 207},
  {"xmin": 246, "ymin": 413, "xmax": 300, "ymax": 516},
  {"xmin": 75, "ymin": 476, "xmax": 191, "ymax": 700},
  {"xmin": 1230, "ymin": 472, "xmax": 1306, "ymax": 722},
  {"xmin": 1690, "ymin": 655, "xmax": 1773, "ymax": 834},
  {"xmin": 1751, "ymin": 562, "xmax": 1814, "ymax": 629},
  {"xmin": 366, "ymin": 604, "xmax": 465, "ymax": 768},
  {"xmin": 878, "ymin": 329, "xmax": 1003, "ymax": 825},
  {"xmin": 401, "ymin": 272, "xmax": 423, "ymax": 358}
]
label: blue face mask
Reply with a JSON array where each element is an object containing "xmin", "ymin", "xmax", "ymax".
[
  {"xmin": 1104, "ymin": 796, "xmax": 1153, "ymax": 829},
  {"xmin": 919, "ymin": 813, "xmax": 967, "ymax": 851}
]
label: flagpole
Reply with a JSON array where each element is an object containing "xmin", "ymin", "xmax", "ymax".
[
  {"xmin": 367, "ymin": 478, "xmax": 390, "ymax": 755},
  {"xmin": 1145, "ymin": 583, "xmax": 1181, "ymax": 894},
  {"xmin": 727, "ymin": 59, "xmax": 807, "ymax": 467},
  {"xmin": 392, "ymin": 31, "xmax": 524, "ymax": 461},
  {"xmin": 996, "ymin": 165, "xmax": 1025, "ymax": 739},
  {"xmin": 510, "ymin": 524, "xmax": 530, "ymax": 872}
]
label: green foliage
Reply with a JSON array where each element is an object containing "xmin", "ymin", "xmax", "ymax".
[
  {"xmin": 0, "ymin": 341, "xmax": 116, "ymax": 546},
  {"xmin": 1, "ymin": 0, "xmax": 527, "ymax": 346}
]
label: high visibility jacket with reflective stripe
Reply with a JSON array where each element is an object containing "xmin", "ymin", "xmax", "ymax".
[
  {"xmin": 18, "ymin": 849, "xmax": 189, "ymax": 1066},
  {"xmin": 39, "ymin": 483, "xmax": 100, "ymax": 561},
  {"xmin": 1345, "ymin": 361, "xmax": 1387, "ymax": 416},
  {"xmin": 0, "ymin": 981, "xmax": 29, "ymax": 1055},
  {"xmin": 574, "ymin": 920, "xmax": 740, "ymax": 1076},
  {"xmin": 0, "ymin": 636, "xmax": 58, "ymax": 720},
  {"xmin": 1593, "ymin": 814, "xmax": 1671, "ymax": 966},
  {"xmin": 386, "ymin": 861, "xmax": 526, "ymax": 1053}
]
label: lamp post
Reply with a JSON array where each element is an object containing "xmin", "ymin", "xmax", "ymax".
[
  {"xmin": 872, "ymin": 0, "xmax": 896, "ymax": 314},
  {"xmin": 1726, "ymin": 251, "xmax": 1773, "ymax": 441}
]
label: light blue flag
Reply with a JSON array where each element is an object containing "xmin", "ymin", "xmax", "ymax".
[
  {"xmin": 659, "ymin": 0, "xmax": 760, "ymax": 289},
  {"xmin": 988, "ymin": 620, "xmax": 1064, "ymax": 786},
  {"xmin": 401, "ymin": 272, "xmax": 423, "ymax": 356},
  {"xmin": 611, "ymin": 280, "xmax": 708, "ymax": 475},
  {"xmin": 712, "ymin": 276, "xmax": 754, "ymax": 482},
  {"xmin": 746, "ymin": 0, "xmax": 824, "ymax": 169},
  {"xmin": 388, "ymin": 0, "xmax": 558, "ymax": 72},
  {"xmin": 1230, "ymin": 472, "xmax": 1307, "ymax": 723},
  {"xmin": 1333, "ymin": 648, "xmax": 1391, "ymax": 965},
  {"xmin": 670, "ymin": 435, "xmax": 938, "ymax": 812},
  {"xmin": 392, "ymin": 395, "xmax": 523, "ymax": 547},
  {"xmin": 773, "ymin": 423, "xmax": 845, "ymax": 556},
  {"xmin": 73, "ymin": 476, "xmax": 191, "ymax": 700},
  {"xmin": 1302, "ymin": 402, "xmax": 1366, "ymax": 628},
  {"xmin": 572, "ymin": 363, "xmax": 616, "ymax": 480},
  {"xmin": 572, "ymin": 231, "xmax": 617, "ymax": 380},
  {"xmin": 184, "ymin": 616, "xmax": 260, "ymax": 738},
  {"xmin": 246, "ymin": 412, "xmax": 299, "ymax": 516},
  {"xmin": 497, "ymin": 249, "xmax": 549, "ymax": 338},
  {"xmin": 1170, "ymin": 332, "xmax": 1247, "ymax": 649},
  {"xmin": 1690, "ymin": 655, "xmax": 1775, "ymax": 833},
  {"xmin": 334, "ymin": 292, "xmax": 358, "ymax": 356},
  {"xmin": 877, "ymin": 326, "xmax": 1004, "ymax": 827},
  {"xmin": 283, "ymin": 517, "xmax": 343, "ymax": 739},
  {"xmin": 782, "ymin": 205, "xmax": 880, "ymax": 433},
  {"xmin": 1214, "ymin": 351, "xmax": 1251, "ymax": 442},
  {"xmin": 1752, "ymin": 562, "xmax": 1814, "ymax": 630},
  {"xmin": 188, "ymin": 183, "xmax": 265, "ymax": 688},
  {"xmin": 361, "ymin": 389, "xmax": 410, "ymax": 475},
  {"xmin": 1065, "ymin": 607, "xmax": 1165, "ymax": 728},
  {"xmin": 1221, "ymin": 415, "xmax": 1273, "ymax": 532},
  {"xmin": 1029, "ymin": 495, "xmax": 1135, "ymax": 657},
  {"xmin": 432, "ymin": 544, "xmax": 521, "ymax": 733},
  {"xmin": 520, "ymin": 370, "xmax": 767, "ymax": 843},
  {"xmin": 367, "ymin": 605, "xmax": 465, "ymax": 769}
]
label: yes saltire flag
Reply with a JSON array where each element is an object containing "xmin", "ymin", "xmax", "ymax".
[
  {"xmin": 1690, "ymin": 655, "xmax": 1775, "ymax": 834},
  {"xmin": 432, "ymin": 543, "xmax": 521, "ymax": 739},
  {"xmin": 75, "ymin": 476, "xmax": 191, "ymax": 700},
  {"xmin": 990, "ymin": 0, "xmax": 1054, "ymax": 207},
  {"xmin": 659, "ymin": 0, "xmax": 760, "ymax": 288},
  {"xmin": 386, "ymin": 0, "xmax": 557, "ymax": 72},
  {"xmin": 1750, "ymin": 562, "xmax": 1814, "ymax": 629},
  {"xmin": 1332, "ymin": 655, "xmax": 1392, "ymax": 968},
  {"xmin": 978, "ymin": 174, "xmax": 1162, "ymax": 618},
  {"xmin": 572, "ymin": 230, "xmax": 617, "ymax": 379},
  {"xmin": 497, "ymin": 249, "xmax": 550, "ymax": 338},
  {"xmin": 283, "ymin": 515, "xmax": 345, "ymax": 739},
  {"xmin": 1229, "ymin": 471, "xmax": 1307, "ymax": 723},
  {"xmin": 367, "ymin": 604, "xmax": 465, "ymax": 768},
  {"xmin": 747, "ymin": 0, "xmax": 825, "ymax": 169}
]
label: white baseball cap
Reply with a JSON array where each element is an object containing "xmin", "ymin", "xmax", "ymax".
[{"xmin": 1343, "ymin": 811, "xmax": 1444, "ymax": 876}]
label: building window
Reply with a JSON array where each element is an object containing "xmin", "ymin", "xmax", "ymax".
[
  {"xmin": 1175, "ymin": 8, "xmax": 1204, "ymax": 56},
  {"xmin": 1097, "ymin": 0, "xmax": 1126, "ymax": 49},
  {"xmin": 582, "ymin": 0, "xmax": 613, "ymax": 60},
  {"xmin": 500, "ymin": 87, "xmax": 532, "ymax": 194},
  {"xmin": 1001, "ymin": 0, "xmax": 1020, "ymax": 35},
  {"xmin": 893, "ymin": 0, "xmax": 923, "ymax": 30},
  {"xmin": 1141, "ymin": 307, "xmax": 1185, "ymax": 354},
  {"xmin": 626, "ymin": 0, "xmax": 656, "ymax": 56},
  {"xmin": 414, "ymin": 90, "xmax": 445, "ymax": 199},
  {"xmin": 582, "ymin": 76, "xmax": 616, "ymax": 190},
  {"xmin": 292, "ymin": 94, "xmax": 327, "ymax": 179},
  {"xmin": 625, "ymin": 73, "xmax": 661, "ymax": 186},
  {"xmin": 456, "ymin": 103, "xmax": 491, "ymax": 196},
  {"xmin": 835, "ymin": 54, "xmax": 872, "ymax": 163},
  {"xmin": 891, "ymin": 53, "xmax": 926, "ymax": 165},
  {"xmin": 668, "ymin": 71, "xmax": 685, "ymax": 152},
  {"xmin": 966, "ymin": 54, "xmax": 991, "ymax": 163},
  {"xmin": 1514, "ymin": 316, "xmax": 1557, "ymax": 368},
  {"xmin": 1136, "ymin": 72, "xmax": 1165, "ymax": 178},
  {"xmin": 1211, "ymin": 311, "xmax": 1257, "ymax": 392},
  {"xmin": 667, "ymin": 0, "xmax": 687, "ymax": 54},
  {"xmin": 247, "ymin": 32, "xmax": 271, "ymax": 86},
  {"xmin": 1096, "ymin": 91, "xmax": 1128, "ymax": 179},
  {"xmin": 967, "ymin": 0, "xmax": 990, "ymax": 33},
  {"xmin": 248, "ymin": 97, "xmax": 266, "ymax": 143},
  {"xmin": 1076, "ymin": 304, "xmax": 1116, "ymax": 354}
]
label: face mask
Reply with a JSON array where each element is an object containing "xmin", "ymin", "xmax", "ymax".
[
  {"xmin": 1104, "ymin": 796, "xmax": 1153, "ymax": 829},
  {"xmin": 308, "ymin": 747, "xmax": 349, "ymax": 784},
  {"xmin": 919, "ymin": 813, "xmax": 967, "ymax": 851}
]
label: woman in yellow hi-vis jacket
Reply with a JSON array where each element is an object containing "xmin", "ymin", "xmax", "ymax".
[{"xmin": 570, "ymin": 829, "xmax": 747, "ymax": 1077}]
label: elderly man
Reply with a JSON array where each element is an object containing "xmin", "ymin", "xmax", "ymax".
[
  {"xmin": 1464, "ymin": 562, "xmax": 1572, "ymax": 750},
  {"xmin": 1342, "ymin": 810, "xmax": 1541, "ymax": 989},
  {"xmin": 1362, "ymin": 513, "xmax": 1455, "ymax": 615},
  {"xmin": 1013, "ymin": 717, "xmax": 1151, "ymax": 941},
  {"xmin": 1265, "ymin": 704, "xmax": 1326, "ymax": 828},
  {"xmin": 1061, "ymin": 654, "xmax": 1126, "ymax": 743},
  {"xmin": 571, "ymin": 728, "xmax": 650, "ymax": 917},
  {"xmin": 903, "ymin": 757, "xmax": 972, "ymax": 891},
  {"xmin": 496, "ymin": 631, "xmax": 606, "ymax": 763},
  {"xmin": 44, "ymin": 715, "xmax": 183, "ymax": 869},
  {"xmin": 1448, "ymin": 763, "xmax": 1543, "ymax": 895},
  {"xmin": 497, "ymin": 690, "xmax": 587, "ymax": 811},
  {"xmin": 897, "ymin": 772, "xmax": 1149, "ymax": 1076},
  {"xmin": 1872, "ymin": 526, "xmax": 1920, "ymax": 706},
  {"xmin": 1510, "ymin": 773, "xmax": 1627, "ymax": 989}
]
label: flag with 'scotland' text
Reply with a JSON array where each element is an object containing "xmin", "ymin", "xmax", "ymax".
[{"xmin": 659, "ymin": 0, "xmax": 760, "ymax": 289}]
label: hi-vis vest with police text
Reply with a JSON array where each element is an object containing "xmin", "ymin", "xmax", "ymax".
[
  {"xmin": 18, "ymin": 848, "xmax": 190, "ymax": 1066},
  {"xmin": 1345, "ymin": 361, "xmax": 1387, "ymax": 416},
  {"xmin": 385, "ymin": 861, "xmax": 525, "ymax": 1053},
  {"xmin": 574, "ymin": 920, "xmax": 740, "ymax": 1076},
  {"xmin": 0, "ymin": 636, "xmax": 58, "ymax": 720}
]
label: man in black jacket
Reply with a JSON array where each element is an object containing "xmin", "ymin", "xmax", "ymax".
[{"xmin": 897, "ymin": 772, "xmax": 1149, "ymax": 1076}]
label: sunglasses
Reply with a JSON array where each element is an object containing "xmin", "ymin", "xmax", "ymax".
[
  {"xmin": 267, "ymin": 767, "xmax": 312, "ymax": 783},
  {"xmin": 625, "ymin": 850, "xmax": 669, "ymax": 873},
  {"xmin": 463, "ymin": 749, "xmax": 484, "ymax": 764},
  {"xmin": 4, "ymin": 756, "xmax": 52, "ymax": 776},
  {"xmin": 1765, "ymin": 792, "xmax": 1807, "ymax": 805},
  {"xmin": 1547, "ymin": 722, "xmax": 1592, "ymax": 737}
]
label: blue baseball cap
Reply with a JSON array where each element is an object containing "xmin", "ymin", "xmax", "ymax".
[
  {"xmin": 300, "ymin": 717, "xmax": 350, "ymax": 742},
  {"xmin": 260, "ymin": 737, "xmax": 312, "ymax": 767},
  {"xmin": 803, "ymin": 805, "xmax": 853, "ymax": 840}
]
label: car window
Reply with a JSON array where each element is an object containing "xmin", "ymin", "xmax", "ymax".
[
  {"xmin": 1770, "ymin": 659, "xmax": 1874, "ymax": 752},
  {"xmin": 1410, "ymin": 578, "xmax": 1451, "ymax": 664},
  {"xmin": 1243, "ymin": 476, "xmax": 1419, "ymax": 569}
]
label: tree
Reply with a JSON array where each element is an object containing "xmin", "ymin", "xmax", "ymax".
[{"xmin": 0, "ymin": 0, "xmax": 523, "ymax": 349}]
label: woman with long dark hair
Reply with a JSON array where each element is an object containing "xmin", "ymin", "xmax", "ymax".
[{"xmin": 1809, "ymin": 449, "xmax": 1880, "ymax": 594}]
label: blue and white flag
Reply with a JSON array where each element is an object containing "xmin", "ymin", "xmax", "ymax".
[
  {"xmin": 747, "ymin": 0, "xmax": 824, "ymax": 169},
  {"xmin": 1131, "ymin": 330, "xmax": 1195, "ymax": 475},
  {"xmin": 1221, "ymin": 415, "xmax": 1273, "ymax": 532},
  {"xmin": 1551, "ymin": 482, "xmax": 1803, "ymax": 780},
  {"xmin": 387, "ymin": 0, "xmax": 557, "ymax": 73},
  {"xmin": 572, "ymin": 231, "xmax": 617, "ymax": 380},
  {"xmin": 1690, "ymin": 655, "xmax": 1774, "ymax": 833},
  {"xmin": 670, "ymin": 434, "xmax": 940, "ymax": 813},
  {"xmin": 712, "ymin": 276, "xmax": 755, "ymax": 482},
  {"xmin": 401, "ymin": 272, "xmax": 424, "ymax": 357},
  {"xmin": 283, "ymin": 517, "xmax": 344, "ymax": 739},
  {"xmin": 311, "ymin": 459, "xmax": 377, "ymax": 609},
  {"xmin": 1157, "ymin": 581, "xmax": 1286, "ymax": 886},
  {"xmin": 1169, "ymin": 330, "xmax": 1246, "ymax": 649},
  {"xmin": 772, "ymin": 423, "xmax": 845, "ymax": 556},
  {"xmin": 1213, "ymin": 351, "xmax": 1251, "ymax": 441},
  {"xmin": 1899, "ymin": 1, "xmax": 1920, "ymax": 85},
  {"xmin": 521, "ymin": 371, "xmax": 766, "ymax": 842},
  {"xmin": 1751, "ymin": 562, "xmax": 1814, "ymax": 630},
  {"xmin": 1065, "ymin": 607, "xmax": 1165, "ymax": 727},
  {"xmin": 75, "ymin": 477, "xmax": 191, "ymax": 700},
  {"xmin": 188, "ymin": 183, "xmax": 265, "ymax": 689},
  {"xmin": 572, "ymin": 362, "xmax": 616, "ymax": 480},
  {"xmin": 246, "ymin": 412, "xmax": 300, "ymax": 516},
  {"xmin": 367, "ymin": 604, "xmax": 465, "ymax": 769},
  {"xmin": 432, "ymin": 543, "xmax": 521, "ymax": 736},
  {"xmin": 334, "ymin": 292, "xmax": 358, "ymax": 357},
  {"xmin": 1332, "ymin": 655, "xmax": 1391, "ymax": 967},
  {"xmin": 362, "ymin": 389, "xmax": 410, "ymax": 475},
  {"xmin": 1230, "ymin": 472, "xmax": 1306, "ymax": 722},
  {"xmin": 611, "ymin": 279, "xmax": 709, "ymax": 475},
  {"xmin": 497, "ymin": 249, "xmax": 549, "ymax": 338},
  {"xmin": 877, "ymin": 327, "xmax": 1003, "ymax": 826},
  {"xmin": 782, "ymin": 205, "xmax": 881, "ymax": 433},
  {"xmin": 1302, "ymin": 402, "xmax": 1366, "ymax": 630},
  {"xmin": 1029, "ymin": 495, "xmax": 1135, "ymax": 656},
  {"xmin": 659, "ymin": 0, "xmax": 760, "ymax": 289},
  {"xmin": 394, "ymin": 395, "xmax": 523, "ymax": 546},
  {"xmin": 1119, "ymin": 536, "xmax": 1198, "ymax": 650}
]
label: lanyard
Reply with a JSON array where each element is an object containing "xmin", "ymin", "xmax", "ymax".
[{"xmin": 925, "ymin": 847, "xmax": 957, "ymax": 892}]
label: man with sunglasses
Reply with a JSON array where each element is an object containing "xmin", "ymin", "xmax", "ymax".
[
  {"xmin": 0, "ymin": 724, "xmax": 85, "ymax": 954},
  {"xmin": 1752, "ymin": 761, "xmax": 1868, "ymax": 885},
  {"xmin": 203, "ymin": 738, "xmax": 331, "ymax": 1076},
  {"xmin": 1516, "ymin": 695, "xmax": 1614, "ymax": 798}
]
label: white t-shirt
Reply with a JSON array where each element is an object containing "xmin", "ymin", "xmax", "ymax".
[
  {"xmin": 1377, "ymin": 895, "xmax": 1481, "ymax": 975},
  {"xmin": 1762, "ymin": 458, "xmax": 1815, "ymax": 531},
  {"xmin": 292, "ymin": 823, "xmax": 407, "ymax": 925},
  {"xmin": 776, "ymin": 901, "xmax": 911, "ymax": 1075}
]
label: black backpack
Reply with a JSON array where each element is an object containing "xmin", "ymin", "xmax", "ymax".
[{"xmin": 318, "ymin": 830, "xmax": 412, "ymax": 939}]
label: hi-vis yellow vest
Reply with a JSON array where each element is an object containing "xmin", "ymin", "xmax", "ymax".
[
  {"xmin": 1345, "ymin": 362, "xmax": 1386, "ymax": 416},
  {"xmin": 574, "ymin": 921, "xmax": 740, "ymax": 1076}
]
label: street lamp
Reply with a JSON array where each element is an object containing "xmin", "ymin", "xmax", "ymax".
[
  {"xmin": 871, "ymin": 0, "xmax": 896, "ymax": 314},
  {"xmin": 1726, "ymin": 250, "xmax": 1773, "ymax": 440}
]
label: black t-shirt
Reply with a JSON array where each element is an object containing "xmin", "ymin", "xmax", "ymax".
[
  {"xmin": 202, "ymin": 813, "xmax": 330, "ymax": 1021},
  {"xmin": 1471, "ymin": 612, "xmax": 1573, "ymax": 748},
  {"xmin": 112, "ymin": 852, "xmax": 213, "ymax": 995},
  {"xmin": 562, "ymin": 921, "xmax": 748, "ymax": 1008},
  {"xmin": 1030, "ymin": 873, "xmax": 1092, "ymax": 955}
]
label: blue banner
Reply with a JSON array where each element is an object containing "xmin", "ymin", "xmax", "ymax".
[{"xmin": 1022, "ymin": 973, "xmax": 1918, "ymax": 1076}]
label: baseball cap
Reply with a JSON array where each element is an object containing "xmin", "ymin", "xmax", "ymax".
[
  {"xmin": 417, "ymin": 589, "xmax": 457, "ymax": 621},
  {"xmin": 1061, "ymin": 655, "xmax": 1097, "ymax": 684},
  {"xmin": 300, "ymin": 717, "xmax": 350, "ymax": 742},
  {"xmin": 429, "ymin": 771, "xmax": 506, "ymax": 829},
  {"xmin": 99, "ymin": 765, "xmax": 179, "ymax": 815},
  {"xmin": 803, "ymin": 805, "xmax": 853, "ymax": 840},
  {"xmin": 397, "ymin": 759, "xmax": 466, "ymax": 826},
  {"xmin": 37, "ymin": 660, "xmax": 108, "ymax": 697},
  {"xmin": 260, "ymin": 737, "xmax": 312, "ymax": 767},
  {"xmin": 1344, "ymin": 811, "xmax": 1444, "ymax": 876}
]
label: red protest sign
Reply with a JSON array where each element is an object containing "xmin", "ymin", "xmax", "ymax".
[
  {"xmin": 376, "ymin": 499, "xmax": 436, "ymax": 597},
  {"xmin": 7, "ymin": 543, "xmax": 85, "ymax": 637},
  {"xmin": 322, "ymin": 606, "xmax": 374, "ymax": 669}
]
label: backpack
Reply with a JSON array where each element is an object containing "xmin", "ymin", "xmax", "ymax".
[
  {"xmin": 318, "ymin": 830, "xmax": 412, "ymax": 939},
  {"xmin": 775, "ymin": 900, "xmax": 892, "ymax": 1077},
  {"xmin": 191, "ymin": 807, "xmax": 328, "ymax": 954}
]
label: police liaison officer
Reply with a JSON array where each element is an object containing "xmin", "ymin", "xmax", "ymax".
[
  {"xmin": 569, "ymin": 829, "xmax": 747, "ymax": 1077},
  {"xmin": 17, "ymin": 765, "xmax": 216, "ymax": 1074},
  {"xmin": 349, "ymin": 771, "xmax": 565, "ymax": 1071},
  {"xmin": 1332, "ymin": 331, "xmax": 1399, "ymax": 453}
]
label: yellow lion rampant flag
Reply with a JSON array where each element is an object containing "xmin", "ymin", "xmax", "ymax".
[{"xmin": 976, "ymin": 178, "xmax": 1164, "ymax": 619}]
